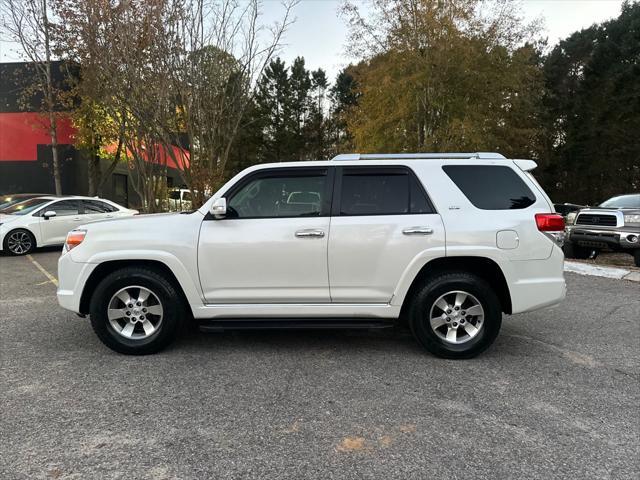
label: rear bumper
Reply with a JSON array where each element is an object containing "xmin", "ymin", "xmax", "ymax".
[
  {"xmin": 508, "ymin": 245, "xmax": 566, "ymax": 314},
  {"xmin": 567, "ymin": 226, "xmax": 639, "ymax": 250},
  {"xmin": 56, "ymin": 252, "xmax": 96, "ymax": 314}
]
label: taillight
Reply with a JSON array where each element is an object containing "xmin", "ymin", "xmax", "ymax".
[
  {"xmin": 535, "ymin": 213, "xmax": 565, "ymax": 232},
  {"xmin": 65, "ymin": 229, "xmax": 87, "ymax": 251}
]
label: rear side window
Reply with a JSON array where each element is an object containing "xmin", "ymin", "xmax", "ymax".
[
  {"xmin": 443, "ymin": 165, "xmax": 536, "ymax": 210},
  {"xmin": 339, "ymin": 167, "xmax": 433, "ymax": 216},
  {"xmin": 83, "ymin": 200, "xmax": 117, "ymax": 213}
]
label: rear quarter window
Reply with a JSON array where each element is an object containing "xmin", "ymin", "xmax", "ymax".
[{"xmin": 442, "ymin": 165, "xmax": 536, "ymax": 210}]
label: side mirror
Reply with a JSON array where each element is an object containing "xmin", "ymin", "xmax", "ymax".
[
  {"xmin": 210, "ymin": 197, "xmax": 227, "ymax": 219},
  {"xmin": 43, "ymin": 210, "xmax": 57, "ymax": 220}
]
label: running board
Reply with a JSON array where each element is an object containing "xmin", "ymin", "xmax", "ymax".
[{"xmin": 198, "ymin": 318, "xmax": 395, "ymax": 332}]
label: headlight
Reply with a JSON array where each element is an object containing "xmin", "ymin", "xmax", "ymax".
[
  {"xmin": 624, "ymin": 214, "xmax": 640, "ymax": 225},
  {"xmin": 65, "ymin": 229, "xmax": 87, "ymax": 251},
  {"xmin": 566, "ymin": 212, "xmax": 577, "ymax": 225}
]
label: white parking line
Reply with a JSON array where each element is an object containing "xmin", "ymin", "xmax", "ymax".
[{"xmin": 26, "ymin": 254, "xmax": 59, "ymax": 287}]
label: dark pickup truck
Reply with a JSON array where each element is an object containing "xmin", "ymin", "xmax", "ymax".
[{"xmin": 564, "ymin": 194, "xmax": 640, "ymax": 267}]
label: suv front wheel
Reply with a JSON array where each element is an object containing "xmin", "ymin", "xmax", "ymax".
[
  {"xmin": 408, "ymin": 272, "xmax": 502, "ymax": 359},
  {"xmin": 89, "ymin": 267, "xmax": 183, "ymax": 354}
]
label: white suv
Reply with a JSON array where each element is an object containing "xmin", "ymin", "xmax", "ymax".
[{"xmin": 57, "ymin": 153, "xmax": 566, "ymax": 358}]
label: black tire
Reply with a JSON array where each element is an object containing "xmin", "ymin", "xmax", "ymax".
[
  {"xmin": 408, "ymin": 272, "xmax": 502, "ymax": 359},
  {"xmin": 634, "ymin": 250, "xmax": 640, "ymax": 268},
  {"xmin": 89, "ymin": 267, "xmax": 183, "ymax": 355},
  {"xmin": 3, "ymin": 228, "xmax": 36, "ymax": 255},
  {"xmin": 563, "ymin": 242, "xmax": 591, "ymax": 260}
]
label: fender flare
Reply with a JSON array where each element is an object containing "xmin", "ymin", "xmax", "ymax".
[{"xmin": 83, "ymin": 250, "xmax": 204, "ymax": 306}]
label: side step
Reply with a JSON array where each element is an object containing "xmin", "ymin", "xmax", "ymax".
[{"xmin": 198, "ymin": 318, "xmax": 396, "ymax": 333}]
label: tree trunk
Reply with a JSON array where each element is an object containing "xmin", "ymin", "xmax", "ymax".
[
  {"xmin": 87, "ymin": 151, "xmax": 101, "ymax": 196},
  {"xmin": 43, "ymin": 0, "xmax": 62, "ymax": 195},
  {"xmin": 48, "ymin": 110, "xmax": 62, "ymax": 195},
  {"xmin": 88, "ymin": 152, "xmax": 96, "ymax": 196},
  {"xmin": 97, "ymin": 118, "xmax": 127, "ymax": 194}
]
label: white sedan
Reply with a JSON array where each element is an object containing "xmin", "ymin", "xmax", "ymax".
[{"xmin": 0, "ymin": 196, "xmax": 137, "ymax": 255}]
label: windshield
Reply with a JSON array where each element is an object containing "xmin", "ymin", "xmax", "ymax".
[
  {"xmin": 2, "ymin": 198, "xmax": 50, "ymax": 215},
  {"xmin": 0, "ymin": 198, "xmax": 24, "ymax": 209},
  {"xmin": 599, "ymin": 194, "xmax": 640, "ymax": 209}
]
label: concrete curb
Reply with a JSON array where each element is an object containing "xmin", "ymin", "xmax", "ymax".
[{"xmin": 564, "ymin": 261, "xmax": 640, "ymax": 283}]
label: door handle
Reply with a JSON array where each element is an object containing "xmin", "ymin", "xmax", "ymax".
[
  {"xmin": 402, "ymin": 226, "xmax": 433, "ymax": 235},
  {"xmin": 295, "ymin": 229, "xmax": 325, "ymax": 238}
]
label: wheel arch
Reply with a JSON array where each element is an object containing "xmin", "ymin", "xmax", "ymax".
[
  {"xmin": 398, "ymin": 256, "xmax": 513, "ymax": 323},
  {"xmin": 79, "ymin": 259, "xmax": 191, "ymax": 316}
]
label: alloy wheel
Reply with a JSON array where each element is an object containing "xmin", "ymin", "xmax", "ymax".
[
  {"xmin": 428, "ymin": 290, "xmax": 485, "ymax": 344},
  {"xmin": 107, "ymin": 286, "xmax": 164, "ymax": 340},
  {"xmin": 7, "ymin": 231, "xmax": 33, "ymax": 254}
]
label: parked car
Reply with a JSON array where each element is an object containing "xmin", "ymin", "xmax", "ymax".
[
  {"xmin": 564, "ymin": 194, "xmax": 640, "ymax": 266},
  {"xmin": 0, "ymin": 196, "xmax": 138, "ymax": 255},
  {"xmin": 0, "ymin": 193, "xmax": 50, "ymax": 211},
  {"xmin": 57, "ymin": 152, "xmax": 566, "ymax": 358}
]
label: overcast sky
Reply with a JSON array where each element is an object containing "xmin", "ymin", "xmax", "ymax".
[
  {"xmin": 262, "ymin": 0, "xmax": 624, "ymax": 81},
  {"xmin": 0, "ymin": 0, "xmax": 625, "ymax": 82}
]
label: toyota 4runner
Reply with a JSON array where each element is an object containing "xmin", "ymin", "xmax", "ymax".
[{"xmin": 57, "ymin": 152, "xmax": 566, "ymax": 358}]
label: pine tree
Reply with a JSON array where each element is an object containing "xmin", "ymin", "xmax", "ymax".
[{"xmin": 254, "ymin": 58, "xmax": 292, "ymax": 163}]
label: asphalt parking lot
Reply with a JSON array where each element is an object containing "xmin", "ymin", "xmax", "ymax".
[{"xmin": 1, "ymin": 249, "xmax": 639, "ymax": 479}]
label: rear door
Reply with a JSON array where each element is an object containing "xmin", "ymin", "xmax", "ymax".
[
  {"xmin": 328, "ymin": 166, "xmax": 446, "ymax": 303},
  {"xmin": 81, "ymin": 200, "xmax": 118, "ymax": 223}
]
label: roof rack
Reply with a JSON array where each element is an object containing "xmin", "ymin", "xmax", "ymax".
[{"xmin": 331, "ymin": 152, "xmax": 506, "ymax": 161}]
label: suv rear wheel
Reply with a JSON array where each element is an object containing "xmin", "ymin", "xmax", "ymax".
[
  {"xmin": 89, "ymin": 267, "xmax": 183, "ymax": 354},
  {"xmin": 408, "ymin": 272, "xmax": 502, "ymax": 359}
]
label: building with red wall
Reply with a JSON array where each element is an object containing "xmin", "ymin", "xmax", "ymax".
[{"xmin": 0, "ymin": 61, "xmax": 185, "ymax": 208}]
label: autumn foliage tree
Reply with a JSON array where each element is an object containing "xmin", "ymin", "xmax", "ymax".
[{"xmin": 340, "ymin": 0, "xmax": 544, "ymax": 157}]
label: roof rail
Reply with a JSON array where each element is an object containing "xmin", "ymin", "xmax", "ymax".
[{"xmin": 331, "ymin": 152, "xmax": 506, "ymax": 161}]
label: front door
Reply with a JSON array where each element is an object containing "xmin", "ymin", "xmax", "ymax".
[
  {"xmin": 328, "ymin": 166, "xmax": 446, "ymax": 303},
  {"xmin": 198, "ymin": 167, "xmax": 333, "ymax": 304}
]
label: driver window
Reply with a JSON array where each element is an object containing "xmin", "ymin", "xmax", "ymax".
[
  {"xmin": 228, "ymin": 172, "xmax": 326, "ymax": 218},
  {"xmin": 47, "ymin": 200, "xmax": 80, "ymax": 217}
]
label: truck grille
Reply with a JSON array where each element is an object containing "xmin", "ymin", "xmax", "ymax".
[{"xmin": 575, "ymin": 214, "xmax": 617, "ymax": 227}]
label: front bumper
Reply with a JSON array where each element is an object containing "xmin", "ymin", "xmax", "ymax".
[
  {"xmin": 56, "ymin": 252, "xmax": 97, "ymax": 314},
  {"xmin": 567, "ymin": 226, "xmax": 639, "ymax": 250}
]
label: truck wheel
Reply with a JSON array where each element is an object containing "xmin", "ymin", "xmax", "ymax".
[
  {"xmin": 563, "ymin": 242, "xmax": 591, "ymax": 259},
  {"xmin": 408, "ymin": 272, "xmax": 502, "ymax": 359},
  {"xmin": 634, "ymin": 250, "xmax": 640, "ymax": 268},
  {"xmin": 89, "ymin": 267, "xmax": 183, "ymax": 355},
  {"xmin": 3, "ymin": 229, "xmax": 36, "ymax": 255}
]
